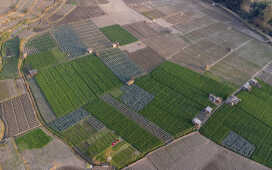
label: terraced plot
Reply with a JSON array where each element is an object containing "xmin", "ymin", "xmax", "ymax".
[
  {"xmin": 35, "ymin": 55, "xmax": 122, "ymax": 118},
  {"xmin": 0, "ymin": 94, "xmax": 40, "ymax": 137},
  {"xmin": 84, "ymin": 98, "xmax": 162, "ymax": 153},
  {"xmin": 200, "ymin": 81, "xmax": 272, "ymax": 168},
  {"xmin": 136, "ymin": 62, "xmax": 234, "ymax": 137},
  {"xmin": 97, "ymin": 48, "xmax": 143, "ymax": 82}
]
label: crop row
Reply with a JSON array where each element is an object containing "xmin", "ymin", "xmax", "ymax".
[
  {"xmin": 35, "ymin": 55, "xmax": 122, "ymax": 118},
  {"xmin": 25, "ymin": 33, "xmax": 57, "ymax": 54},
  {"xmin": 84, "ymin": 98, "xmax": 162, "ymax": 153},
  {"xmin": 49, "ymin": 108, "xmax": 90, "ymax": 131},
  {"xmin": 52, "ymin": 25, "xmax": 87, "ymax": 58},
  {"xmin": 120, "ymin": 84, "xmax": 154, "ymax": 112},
  {"xmin": 200, "ymin": 85, "xmax": 272, "ymax": 168},
  {"xmin": 98, "ymin": 48, "xmax": 143, "ymax": 82}
]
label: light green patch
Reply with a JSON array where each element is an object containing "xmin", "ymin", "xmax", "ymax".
[
  {"xmin": 100, "ymin": 25, "xmax": 138, "ymax": 46},
  {"xmin": 15, "ymin": 128, "xmax": 52, "ymax": 152}
]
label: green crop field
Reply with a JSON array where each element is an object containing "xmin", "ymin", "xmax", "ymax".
[
  {"xmin": 24, "ymin": 47, "xmax": 66, "ymax": 70},
  {"xmin": 136, "ymin": 62, "xmax": 234, "ymax": 137},
  {"xmin": 0, "ymin": 37, "xmax": 20, "ymax": 79},
  {"xmin": 15, "ymin": 128, "xmax": 52, "ymax": 152},
  {"xmin": 26, "ymin": 33, "xmax": 57, "ymax": 52},
  {"xmin": 84, "ymin": 98, "xmax": 162, "ymax": 153},
  {"xmin": 100, "ymin": 25, "xmax": 138, "ymax": 45},
  {"xmin": 94, "ymin": 141, "xmax": 139, "ymax": 169},
  {"xmin": 35, "ymin": 55, "xmax": 122, "ymax": 118},
  {"xmin": 200, "ymin": 81, "xmax": 272, "ymax": 168}
]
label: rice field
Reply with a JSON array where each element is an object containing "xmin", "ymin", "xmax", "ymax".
[
  {"xmin": 200, "ymin": 81, "xmax": 272, "ymax": 168},
  {"xmin": 35, "ymin": 55, "xmax": 122, "ymax": 118},
  {"xmin": 136, "ymin": 62, "xmax": 234, "ymax": 137},
  {"xmin": 84, "ymin": 98, "xmax": 162, "ymax": 153}
]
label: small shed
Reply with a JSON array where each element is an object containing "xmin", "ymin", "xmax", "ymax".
[
  {"xmin": 192, "ymin": 106, "xmax": 213, "ymax": 129},
  {"xmin": 126, "ymin": 79, "xmax": 135, "ymax": 86},
  {"xmin": 249, "ymin": 79, "xmax": 261, "ymax": 88},
  {"xmin": 226, "ymin": 96, "xmax": 241, "ymax": 106},
  {"xmin": 242, "ymin": 82, "xmax": 252, "ymax": 92},
  {"xmin": 87, "ymin": 48, "xmax": 94, "ymax": 54},
  {"xmin": 209, "ymin": 94, "xmax": 223, "ymax": 105},
  {"xmin": 27, "ymin": 69, "xmax": 38, "ymax": 79},
  {"xmin": 112, "ymin": 42, "xmax": 120, "ymax": 48}
]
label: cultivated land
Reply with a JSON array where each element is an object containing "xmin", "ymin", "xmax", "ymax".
[
  {"xmin": 136, "ymin": 62, "xmax": 234, "ymax": 137},
  {"xmin": 200, "ymin": 81, "xmax": 272, "ymax": 168},
  {"xmin": 1, "ymin": 0, "xmax": 272, "ymax": 169}
]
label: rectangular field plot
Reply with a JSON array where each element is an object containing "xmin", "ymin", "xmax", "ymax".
[
  {"xmin": 120, "ymin": 85, "xmax": 154, "ymax": 112},
  {"xmin": 100, "ymin": 25, "xmax": 138, "ymax": 46},
  {"xmin": 24, "ymin": 47, "xmax": 66, "ymax": 70},
  {"xmin": 25, "ymin": 32, "xmax": 57, "ymax": 55},
  {"xmin": 60, "ymin": 6, "xmax": 105, "ymax": 24},
  {"xmin": 84, "ymin": 98, "xmax": 162, "ymax": 153},
  {"xmin": 35, "ymin": 55, "xmax": 122, "ymax": 118},
  {"xmin": 200, "ymin": 104, "xmax": 272, "ymax": 168},
  {"xmin": 97, "ymin": 48, "xmax": 143, "ymax": 82},
  {"xmin": 0, "ymin": 94, "xmax": 40, "ymax": 137},
  {"xmin": 123, "ymin": 21, "xmax": 165, "ymax": 40},
  {"xmin": 142, "ymin": 34, "xmax": 187, "ymax": 59},
  {"xmin": 51, "ymin": 24, "xmax": 87, "ymax": 58},
  {"xmin": 101, "ymin": 94, "xmax": 173, "ymax": 143},
  {"xmin": 0, "ymin": 37, "xmax": 20, "ymax": 79},
  {"xmin": 128, "ymin": 47, "xmax": 164, "ymax": 72},
  {"xmin": 222, "ymin": 131, "xmax": 255, "ymax": 158},
  {"xmin": 68, "ymin": 19, "xmax": 112, "ymax": 51},
  {"xmin": 170, "ymin": 39, "xmax": 229, "ymax": 72},
  {"xmin": 49, "ymin": 108, "xmax": 90, "ymax": 131},
  {"xmin": 29, "ymin": 79, "xmax": 56, "ymax": 123},
  {"xmin": 136, "ymin": 62, "xmax": 234, "ymax": 136},
  {"xmin": 209, "ymin": 40, "xmax": 272, "ymax": 85}
]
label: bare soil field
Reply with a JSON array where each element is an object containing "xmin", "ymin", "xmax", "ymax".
[
  {"xmin": 124, "ymin": 133, "xmax": 270, "ymax": 170},
  {"xmin": 142, "ymin": 33, "xmax": 187, "ymax": 59},
  {"xmin": 123, "ymin": 21, "xmax": 164, "ymax": 40},
  {"xmin": 0, "ymin": 94, "xmax": 40, "ymax": 137},
  {"xmin": 0, "ymin": 0, "xmax": 16, "ymax": 15},
  {"xmin": 120, "ymin": 41, "xmax": 146, "ymax": 53},
  {"xmin": 60, "ymin": 6, "xmax": 105, "ymax": 24},
  {"xmin": 21, "ymin": 132, "xmax": 86, "ymax": 170},
  {"xmin": 0, "ymin": 79, "xmax": 26, "ymax": 103},
  {"xmin": 0, "ymin": 138, "xmax": 25, "ymax": 170},
  {"xmin": 128, "ymin": 47, "xmax": 164, "ymax": 73}
]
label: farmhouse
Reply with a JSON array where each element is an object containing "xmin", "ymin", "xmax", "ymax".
[
  {"xmin": 226, "ymin": 96, "xmax": 241, "ymax": 106},
  {"xmin": 242, "ymin": 82, "xmax": 252, "ymax": 92},
  {"xmin": 192, "ymin": 106, "xmax": 213, "ymax": 129},
  {"xmin": 209, "ymin": 94, "xmax": 222, "ymax": 105}
]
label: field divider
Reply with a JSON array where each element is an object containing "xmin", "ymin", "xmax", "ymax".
[{"xmin": 100, "ymin": 94, "xmax": 174, "ymax": 144}]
